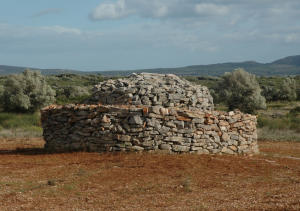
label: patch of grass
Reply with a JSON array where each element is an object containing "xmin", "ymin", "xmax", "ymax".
[
  {"xmin": 258, "ymin": 128, "xmax": 300, "ymax": 142},
  {"xmin": 257, "ymin": 105, "xmax": 300, "ymax": 133},
  {"xmin": 257, "ymin": 115, "xmax": 291, "ymax": 130},
  {"xmin": 267, "ymin": 102, "xmax": 287, "ymax": 109},
  {"xmin": 0, "ymin": 112, "xmax": 42, "ymax": 137},
  {"xmin": 0, "ymin": 112, "xmax": 40, "ymax": 129},
  {"xmin": 0, "ymin": 128, "xmax": 43, "ymax": 138}
]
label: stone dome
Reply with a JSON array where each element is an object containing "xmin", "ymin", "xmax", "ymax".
[{"xmin": 87, "ymin": 73, "xmax": 214, "ymax": 112}]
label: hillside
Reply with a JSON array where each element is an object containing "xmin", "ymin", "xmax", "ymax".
[
  {"xmin": 271, "ymin": 55, "xmax": 300, "ymax": 66},
  {"xmin": 0, "ymin": 65, "xmax": 83, "ymax": 76},
  {"xmin": 1, "ymin": 55, "xmax": 300, "ymax": 76}
]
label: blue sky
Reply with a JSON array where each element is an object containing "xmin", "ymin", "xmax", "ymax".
[{"xmin": 0, "ymin": 0, "xmax": 300, "ymax": 71}]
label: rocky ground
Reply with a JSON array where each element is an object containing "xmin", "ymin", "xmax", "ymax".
[{"xmin": 0, "ymin": 138, "xmax": 300, "ymax": 210}]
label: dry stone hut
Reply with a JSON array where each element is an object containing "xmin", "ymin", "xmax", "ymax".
[
  {"xmin": 86, "ymin": 73, "xmax": 214, "ymax": 111},
  {"xmin": 41, "ymin": 73, "xmax": 259, "ymax": 155}
]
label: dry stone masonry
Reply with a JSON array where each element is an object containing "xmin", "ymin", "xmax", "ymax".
[
  {"xmin": 86, "ymin": 73, "xmax": 214, "ymax": 112},
  {"xmin": 41, "ymin": 73, "xmax": 259, "ymax": 155}
]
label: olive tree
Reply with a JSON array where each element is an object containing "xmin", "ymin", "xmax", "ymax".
[
  {"xmin": 2, "ymin": 69, "xmax": 56, "ymax": 112},
  {"xmin": 279, "ymin": 77, "xmax": 297, "ymax": 101},
  {"xmin": 217, "ymin": 68, "xmax": 266, "ymax": 113}
]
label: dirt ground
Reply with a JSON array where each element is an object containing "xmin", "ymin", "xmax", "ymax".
[{"xmin": 0, "ymin": 138, "xmax": 300, "ymax": 211}]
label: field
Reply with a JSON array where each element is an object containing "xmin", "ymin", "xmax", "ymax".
[{"xmin": 0, "ymin": 138, "xmax": 300, "ymax": 210}]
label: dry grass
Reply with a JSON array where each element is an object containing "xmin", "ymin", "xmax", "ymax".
[
  {"xmin": 0, "ymin": 139, "xmax": 300, "ymax": 211},
  {"xmin": 258, "ymin": 128, "xmax": 300, "ymax": 142}
]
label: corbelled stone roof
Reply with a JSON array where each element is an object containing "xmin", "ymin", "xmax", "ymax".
[{"xmin": 87, "ymin": 73, "xmax": 214, "ymax": 111}]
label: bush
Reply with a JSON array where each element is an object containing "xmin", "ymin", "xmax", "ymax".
[
  {"xmin": 63, "ymin": 86, "xmax": 90, "ymax": 98},
  {"xmin": 261, "ymin": 77, "xmax": 297, "ymax": 102},
  {"xmin": 0, "ymin": 85, "xmax": 4, "ymax": 106},
  {"xmin": 217, "ymin": 68, "xmax": 266, "ymax": 113},
  {"xmin": 2, "ymin": 70, "xmax": 56, "ymax": 112},
  {"xmin": 261, "ymin": 86, "xmax": 281, "ymax": 102},
  {"xmin": 279, "ymin": 77, "xmax": 297, "ymax": 101}
]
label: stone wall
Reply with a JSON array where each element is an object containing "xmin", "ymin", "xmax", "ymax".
[
  {"xmin": 41, "ymin": 104, "xmax": 259, "ymax": 155},
  {"xmin": 86, "ymin": 73, "xmax": 214, "ymax": 112}
]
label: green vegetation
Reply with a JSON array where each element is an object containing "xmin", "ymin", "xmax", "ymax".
[
  {"xmin": 260, "ymin": 77, "xmax": 297, "ymax": 102},
  {"xmin": 215, "ymin": 68, "xmax": 266, "ymax": 113},
  {"xmin": 0, "ymin": 68, "xmax": 299, "ymax": 140},
  {"xmin": 0, "ymin": 112, "xmax": 42, "ymax": 137},
  {"xmin": 46, "ymin": 73, "xmax": 104, "ymax": 104},
  {"xmin": 1, "ymin": 70, "xmax": 55, "ymax": 112},
  {"xmin": 256, "ymin": 102, "xmax": 300, "ymax": 141},
  {"xmin": 0, "ymin": 72, "xmax": 105, "ymax": 137}
]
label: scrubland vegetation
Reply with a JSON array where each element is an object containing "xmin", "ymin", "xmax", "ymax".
[
  {"xmin": 185, "ymin": 71, "xmax": 300, "ymax": 142},
  {"xmin": 0, "ymin": 69, "xmax": 299, "ymax": 141}
]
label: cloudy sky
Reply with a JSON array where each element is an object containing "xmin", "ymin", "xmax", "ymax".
[{"xmin": 0, "ymin": 0, "xmax": 300, "ymax": 71}]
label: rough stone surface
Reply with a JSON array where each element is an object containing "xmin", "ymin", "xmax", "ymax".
[
  {"xmin": 41, "ymin": 104, "xmax": 258, "ymax": 155},
  {"xmin": 86, "ymin": 73, "xmax": 214, "ymax": 112},
  {"xmin": 41, "ymin": 73, "xmax": 258, "ymax": 155}
]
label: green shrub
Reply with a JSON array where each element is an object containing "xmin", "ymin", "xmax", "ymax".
[
  {"xmin": 279, "ymin": 77, "xmax": 297, "ymax": 101},
  {"xmin": 0, "ymin": 84, "xmax": 3, "ymax": 96},
  {"xmin": 217, "ymin": 68, "xmax": 266, "ymax": 113},
  {"xmin": 259, "ymin": 76, "xmax": 298, "ymax": 102},
  {"xmin": 0, "ymin": 85, "xmax": 3, "ymax": 109},
  {"xmin": 2, "ymin": 70, "xmax": 56, "ymax": 112},
  {"xmin": 289, "ymin": 106, "xmax": 300, "ymax": 114},
  {"xmin": 63, "ymin": 86, "xmax": 90, "ymax": 98}
]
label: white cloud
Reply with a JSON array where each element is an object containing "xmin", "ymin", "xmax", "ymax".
[
  {"xmin": 285, "ymin": 33, "xmax": 300, "ymax": 43},
  {"xmin": 0, "ymin": 23, "xmax": 86, "ymax": 39},
  {"xmin": 90, "ymin": 0, "xmax": 130, "ymax": 20},
  {"xmin": 41, "ymin": 25, "xmax": 82, "ymax": 35},
  {"xmin": 194, "ymin": 3, "xmax": 229, "ymax": 16},
  {"xmin": 89, "ymin": 0, "xmax": 231, "ymax": 20},
  {"xmin": 153, "ymin": 4, "xmax": 168, "ymax": 18}
]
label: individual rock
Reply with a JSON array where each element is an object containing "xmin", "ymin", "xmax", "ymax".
[
  {"xmin": 159, "ymin": 144, "xmax": 172, "ymax": 150},
  {"xmin": 130, "ymin": 146, "xmax": 144, "ymax": 151},
  {"xmin": 129, "ymin": 115, "xmax": 143, "ymax": 125},
  {"xmin": 221, "ymin": 147, "xmax": 234, "ymax": 154},
  {"xmin": 172, "ymin": 145, "xmax": 190, "ymax": 152}
]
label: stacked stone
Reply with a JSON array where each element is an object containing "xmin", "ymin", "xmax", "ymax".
[
  {"xmin": 86, "ymin": 73, "xmax": 214, "ymax": 112},
  {"xmin": 41, "ymin": 104, "xmax": 258, "ymax": 155}
]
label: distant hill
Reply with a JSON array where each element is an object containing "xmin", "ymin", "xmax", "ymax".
[
  {"xmin": 271, "ymin": 55, "xmax": 300, "ymax": 66},
  {"xmin": 1, "ymin": 55, "xmax": 300, "ymax": 76},
  {"xmin": 0, "ymin": 65, "xmax": 84, "ymax": 76}
]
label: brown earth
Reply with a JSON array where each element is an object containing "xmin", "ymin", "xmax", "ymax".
[{"xmin": 0, "ymin": 138, "xmax": 300, "ymax": 211}]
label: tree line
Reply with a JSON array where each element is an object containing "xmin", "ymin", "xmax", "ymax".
[{"xmin": 0, "ymin": 69, "xmax": 299, "ymax": 114}]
